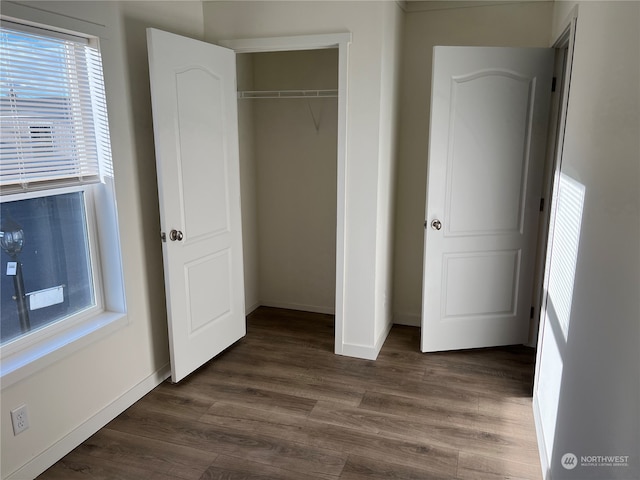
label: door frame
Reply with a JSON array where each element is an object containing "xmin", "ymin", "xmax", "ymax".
[
  {"xmin": 530, "ymin": 8, "xmax": 579, "ymax": 349},
  {"xmin": 531, "ymin": 6, "xmax": 579, "ymax": 474},
  {"xmin": 220, "ymin": 33, "xmax": 352, "ymax": 355}
]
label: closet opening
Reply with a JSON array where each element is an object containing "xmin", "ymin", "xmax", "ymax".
[{"xmin": 235, "ymin": 47, "xmax": 340, "ymax": 342}]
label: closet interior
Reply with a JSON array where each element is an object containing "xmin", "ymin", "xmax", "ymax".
[{"xmin": 236, "ymin": 48, "xmax": 339, "ymax": 320}]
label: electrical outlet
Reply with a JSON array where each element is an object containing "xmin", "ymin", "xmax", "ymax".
[{"xmin": 10, "ymin": 404, "xmax": 29, "ymax": 435}]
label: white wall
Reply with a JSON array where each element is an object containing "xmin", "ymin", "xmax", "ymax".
[
  {"xmin": 534, "ymin": 2, "xmax": 640, "ymax": 478},
  {"xmin": 0, "ymin": 2, "xmax": 205, "ymax": 478},
  {"xmin": 374, "ymin": 0, "xmax": 403, "ymax": 342},
  {"xmin": 251, "ymin": 50, "xmax": 338, "ymax": 314},
  {"xmin": 236, "ymin": 53, "xmax": 260, "ymax": 313},
  {"xmin": 392, "ymin": 1, "xmax": 553, "ymax": 326},
  {"xmin": 203, "ymin": 1, "xmax": 403, "ymax": 358}
]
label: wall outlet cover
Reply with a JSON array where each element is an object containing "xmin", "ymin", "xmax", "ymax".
[{"xmin": 10, "ymin": 404, "xmax": 29, "ymax": 435}]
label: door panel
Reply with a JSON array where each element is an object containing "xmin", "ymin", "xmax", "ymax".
[
  {"xmin": 422, "ymin": 47, "xmax": 553, "ymax": 352},
  {"xmin": 443, "ymin": 250, "xmax": 520, "ymax": 318},
  {"xmin": 147, "ymin": 28, "xmax": 245, "ymax": 382},
  {"xmin": 185, "ymin": 252, "xmax": 232, "ymax": 334},
  {"xmin": 176, "ymin": 68, "xmax": 229, "ymax": 240},
  {"xmin": 446, "ymin": 72, "xmax": 532, "ymax": 235}
]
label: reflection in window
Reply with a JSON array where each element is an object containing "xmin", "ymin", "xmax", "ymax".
[{"xmin": 0, "ymin": 192, "xmax": 95, "ymax": 344}]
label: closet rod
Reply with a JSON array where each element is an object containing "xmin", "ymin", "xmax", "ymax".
[{"xmin": 237, "ymin": 89, "xmax": 338, "ymax": 99}]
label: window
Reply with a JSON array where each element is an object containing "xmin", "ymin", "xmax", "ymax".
[
  {"xmin": 0, "ymin": 19, "xmax": 123, "ymax": 374},
  {"xmin": 1, "ymin": 192, "xmax": 96, "ymax": 344}
]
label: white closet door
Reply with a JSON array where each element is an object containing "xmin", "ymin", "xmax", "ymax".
[{"xmin": 147, "ymin": 28, "xmax": 245, "ymax": 382}]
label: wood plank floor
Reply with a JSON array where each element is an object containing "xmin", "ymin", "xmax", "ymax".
[{"xmin": 39, "ymin": 307, "xmax": 542, "ymax": 480}]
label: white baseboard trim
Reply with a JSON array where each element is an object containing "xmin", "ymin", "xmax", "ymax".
[
  {"xmin": 340, "ymin": 320, "xmax": 393, "ymax": 361},
  {"xmin": 259, "ymin": 301, "xmax": 335, "ymax": 315},
  {"xmin": 6, "ymin": 363, "xmax": 171, "ymax": 480},
  {"xmin": 393, "ymin": 312, "xmax": 420, "ymax": 327},
  {"xmin": 245, "ymin": 301, "xmax": 261, "ymax": 315},
  {"xmin": 533, "ymin": 396, "xmax": 551, "ymax": 480},
  {"xmin": 340, "ymin": 342, "xmax": 379, "ymax": 360}
]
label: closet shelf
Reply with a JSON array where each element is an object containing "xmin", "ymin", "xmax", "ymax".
[{"xmin": 237, "ymin": 89, "xmax": 338, "ymax": 99}]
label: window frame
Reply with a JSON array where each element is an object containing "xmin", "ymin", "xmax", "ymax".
[{"xmin": 0, "ymin": 13, "xmax": 127, "ymax": 390}]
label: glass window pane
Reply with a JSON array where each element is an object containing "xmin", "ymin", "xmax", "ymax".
[{"xmin": 1, "ymin": 191, "xmax": 95, "ymax": 344}]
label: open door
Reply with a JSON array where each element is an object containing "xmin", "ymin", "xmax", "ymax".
[
  {"xmin": 147, "ymin": 28, "xmax": 245, "ymax": 382},
  {"xmin": 421, "ymin": 46, "xmax": 553, "ymax": 352}
]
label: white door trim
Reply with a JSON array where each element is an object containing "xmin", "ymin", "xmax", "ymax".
[
  {"xmin": 532, "ymin": 9, "xmax": 579, "ymax": 351},
  {"xmin": 220, "ymin": 33, "xmax": 352, "ymax": 356},
  {"xmin": 220, "ymin": 33, "xmax": 351, "ymax": 53},
  {"xmin": 532, "ymin": 6, "xmax": 579, "ymax": 478}
]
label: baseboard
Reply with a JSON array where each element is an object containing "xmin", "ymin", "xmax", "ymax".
[
  {"xmin": 533, "ymin": 396, "xmax": 551, "ymax": 480},
  {"xmin": 340, "ymin": 342, "xmax": 378, "ymax": 360},
  {"xmin": 393, "ymin": 312, "xmax": 420, "ymax": 327},
  {"xmin": 259, "ymin": 301, "xmax": 335, "ymax": 315},
  {"xmin": 340, "ymin": 320, "xmax": 393, "ymax": 361},
  {"xmin": 245, "ymin": 301, "xmax": 261, "ymax": 315},
  {"xmin": 6, "ymin": 363, "xmax": 171, "ymax": 480}
]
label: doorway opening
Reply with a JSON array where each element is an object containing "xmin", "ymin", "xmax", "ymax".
[
  {"xmin": 236, "ymin": 49, "xmax": 338, "ymax": 326},
  {"xmin": 222, "ymin": 34, "xmax": 350, "ymax": 353}
]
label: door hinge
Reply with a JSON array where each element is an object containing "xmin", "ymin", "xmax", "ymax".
[
  {"xmin": 540, "ymin": 197, "xmax": 545, "ymax": 212},
  {"xmin": 530, "ymin": 306, "xmax": 535, "ymax": 319},
  {"xmin": 551, "ymin": 77, "xmax": 557, "ymax": 92}
]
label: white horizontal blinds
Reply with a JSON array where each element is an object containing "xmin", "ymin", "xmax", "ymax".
[
  {"xmin": 0, "ymin": 22, "xmax": 113, "ymax": 194},
  {"xmin": 86, "ymin": 44, "xmax": 113, "ymax": 180}
]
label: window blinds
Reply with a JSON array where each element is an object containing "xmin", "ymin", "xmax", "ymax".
[{"xmin": 0, "ymin": 21, "xmax": 113, "ymax": 194}]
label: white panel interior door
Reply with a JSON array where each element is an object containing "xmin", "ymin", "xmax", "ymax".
[
  {"xmin": 422, "ymin": 46, "xmax": 553, "ymax": 352},
  {"xmin": 147, "ymin": 28, "xmax": 245, "ymax": 382}
]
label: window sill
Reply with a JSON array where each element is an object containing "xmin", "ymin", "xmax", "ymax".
[{"xmin": 1, "ymin": 311, "xmax": 128, "ymax": 390}]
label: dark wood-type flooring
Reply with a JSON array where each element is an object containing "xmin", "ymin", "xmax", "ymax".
[{"xmin": 39, "ymin": 307, "xmax": 542, "ymax": 479}]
